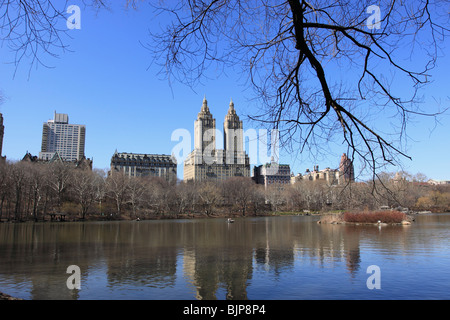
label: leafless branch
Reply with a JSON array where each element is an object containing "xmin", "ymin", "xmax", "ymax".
[{"xmin": 149, "ymin": 0, "xmax": 450, "ymax": 179}]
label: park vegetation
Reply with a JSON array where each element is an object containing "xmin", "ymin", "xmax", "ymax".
[
  {"xmin": 343, "ymin": 211, "xmax": 407, "ymax": 224},
  {"xmin": 0, "ymin": 160, "xmax": 449, "ymax": 222}
]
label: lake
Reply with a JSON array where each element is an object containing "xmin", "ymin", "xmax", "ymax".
[{"xmin": 0, "ymin": 214, "xmax": 449, "ymax": 300}]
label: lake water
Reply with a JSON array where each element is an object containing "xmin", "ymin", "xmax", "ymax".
[{"xmin": 0, "ymin": 214, "xmax": 449, "ymax": 300}]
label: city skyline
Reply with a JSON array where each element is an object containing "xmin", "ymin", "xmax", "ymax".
[
  {"xmin": 0, "ymin": 101, "xmax": 446, "ymax": 183},
  {"xmin": 0, "ymin": 2, "xmax": 449, "ymax": 181}
]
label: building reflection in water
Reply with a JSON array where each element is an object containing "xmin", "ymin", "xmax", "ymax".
[{"xmin": 0, "ymin": 216, "xmax": 418, "ymax": 299}]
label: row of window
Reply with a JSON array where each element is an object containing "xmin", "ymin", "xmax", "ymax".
[{"xmin": 112, "ymin": 162, "xmax": 175, "ymax": 168}]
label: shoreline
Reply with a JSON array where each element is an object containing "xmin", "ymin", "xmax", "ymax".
[
  {"xmin": 0, "ymin": 210, "xmax": 444, "ymax": 224},
  {"xmin": 0, "ymin": 211, "xmax": 320, "ymax": 223},
  {"xmin": 0, "ymin": 292, "xmax": 22, "ymax": 300}
]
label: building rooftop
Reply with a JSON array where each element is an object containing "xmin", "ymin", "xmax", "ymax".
[{"xmin": 111, "ymin": 151, "xmax": 176, "ymax": 163}]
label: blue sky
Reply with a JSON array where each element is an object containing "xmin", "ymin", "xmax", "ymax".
[{"xmin": 0, "ymin": 2, "xmax": 449, "ymax": 181}]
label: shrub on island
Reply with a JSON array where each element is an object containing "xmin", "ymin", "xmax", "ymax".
[
  {"xmin": 318, "ymin": 210, "xmax": 411, "ymax": 225},
  {"xmin": 343, "ymin": 210, "xmax": 406, "ymax": 224}
]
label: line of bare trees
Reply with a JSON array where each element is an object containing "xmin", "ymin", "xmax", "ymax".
[
  {"xmin": 0, "ymin": 160, "xmax": 448, "ymax": 222},
  {"xmin": 0, "ymin": 160, "xmax": 272, "ymax": 221}
]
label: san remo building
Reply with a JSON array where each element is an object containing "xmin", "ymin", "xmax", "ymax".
[{"xmin": 183, "ymin": 97, "xmax": 250, "ymax": 182}]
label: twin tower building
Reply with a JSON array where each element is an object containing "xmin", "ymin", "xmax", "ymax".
[
  {"xmin": 183, "ymin": 97, "xmax": 250, "ymax": 181},
  {"xmin": 183, "ymin": 97, "xmax": 355, "ymax": 185}
]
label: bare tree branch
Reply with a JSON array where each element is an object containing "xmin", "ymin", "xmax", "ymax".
[
  {"xmin": 0, "ymin": 0, "xmax": 110, "ymax": 76},
  {"xmin": 149, "ymin": 0, "xmax": 450, "ymax": 179}
]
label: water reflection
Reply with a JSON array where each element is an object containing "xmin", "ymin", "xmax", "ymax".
[{"xmin": 0, "ymin": 215, "xmax": 449, "ymax": 300}]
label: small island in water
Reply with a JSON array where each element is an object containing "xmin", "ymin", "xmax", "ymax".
[{"xmin": 317, "ymin": 210, "xmax": 414, "ymax": 226}]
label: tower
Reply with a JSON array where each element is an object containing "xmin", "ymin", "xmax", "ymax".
[
  {"xmin": 339, "ymin": 153, "xmax": 355, "ymax": 183},
  {"xmin": 224, "ymin": 98, "xmax": 243, "ymax": 152},
  {"xmin": 224, "ymin": 98, "xmax": 246, "ymax": 165},
  {"xmin": 194, "ymin": 96, "xmax": 216, "ymax": 155}
]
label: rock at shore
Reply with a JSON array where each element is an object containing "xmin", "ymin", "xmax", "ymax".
[{"xmin": 0, "ymin": 292, "xmax": 23, "ymax": 300}]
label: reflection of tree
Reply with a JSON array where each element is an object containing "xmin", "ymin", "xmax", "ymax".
[
  {"xmin": 254, "ymin": 219, "xmax": 296, "ymax": 277},
  {"xmin": 106, "ymin": 248, "xmax": 178, "ymax": 289},
  {"xmin": 346, "ymin": 249, "xmax": 361, "ymax": 276},
  {"xmin": 0, "ymin": 216, "xmax": 435, "ymax": 299},
  {"xmin": 189, "ymin": 221, "xmax": 254, "ymax": 300},
  {"xmin": 104, "ymin": 222, "xmax": 179, "ymax": 289},
  {"xmin": 312, "ymin": 223, "xmax": 362, "ymax": 276},
  {"xmin": 191, "ymin": 250, "xmax": 254, "ymax": 300}
]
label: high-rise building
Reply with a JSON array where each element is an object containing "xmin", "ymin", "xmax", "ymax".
[
  {"xmin": 39, "ymin": 112, "xmax": 86, "ymax": 162},
  {"xmin": 110, "ymin": 151, "xmax": 177, "ymax": 183},
  {"xmin": 0, "ymin": 113, "xmax": 4, "ymax": 158},
  {"xmin": 183, "ymin": 97, "xmax": 250, "ymax": 182}
]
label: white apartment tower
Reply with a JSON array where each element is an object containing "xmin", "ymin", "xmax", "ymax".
[{"xmin": 39, "ymin": 112, "xmax": 86, "ymax": 162}]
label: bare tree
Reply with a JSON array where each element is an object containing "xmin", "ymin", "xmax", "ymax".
[
  {"xmin": 0, "ymin": 161, "xmax": 11, "ymax": 220},
  {"xmin": 223, "ymin": 177, "xmax": 256, "ymax": 216},
  {"xmin": 197, "ymin": 181, "xmax": 221, "ymax": 216},
  {"xmin": 9, "ymin": 161, "xmax": 27, "ymax": 220},
  {"xmin": 175, "ymin": 181, "xmax": 197, "ymax": 214},
  {"xmin": 249, "ymin": 184, "xmax": 266, "ymax": 215},
  {"xmin": 47, "ymin": 161, "xmax": 72, "ymax": 211},
  {"xmin": 298, "ymin": 179, "xmax": 329, "ymax": 211},
  {"xmin": 264, "ymin": 183, "xmax": 285, "ymax": 212},
  {"xmin": 144, "ymin": 176, "xmax": 173, "ymax": 215},
  {"xmin": 72, "ymin": 169, "xmax": 98, "ymax": 219},
  {"xmin": 127, "ymin": 176, "xmax": 146, "ymax": 218},
  {"xmin": 149, "ymin": 0, "xmax": 449, "ymax": 179},
  {"xmin": 25, "ymin": 162, "xmax": 48, "ymax": 221},
  {"xmin": 106, "ymin": 171, "xmax": 130, "ymax": 218},
  {"xmin": 283, "ymin": 183, "xmax": 305, "ymax": 211},
  {"xmin": 93, "ymin": 168, "xmax": 107, "ymax": 215}
]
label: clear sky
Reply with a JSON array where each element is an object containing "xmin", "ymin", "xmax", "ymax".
[{"xmin": 0, "ymin": 2, "xmax": 449, "ymax": 181}]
